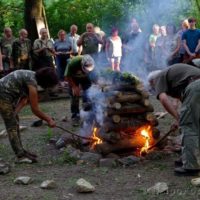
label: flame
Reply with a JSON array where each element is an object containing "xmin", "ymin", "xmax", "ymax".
[
  {"xmin": 90, "ymin": 127, "xmax": 103, "ymax": 149},
  {"xmin": 139, "ymin": 125, "xmax": 152, "ymax": 155}
]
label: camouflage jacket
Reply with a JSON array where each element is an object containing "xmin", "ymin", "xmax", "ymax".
[
  {"xmin": 11, "ymin": 38, "xmax": 32, "ymax": 67},
  {"xmin": 0, "ymin": 70, "xmax": 37, "ymax": 103}
]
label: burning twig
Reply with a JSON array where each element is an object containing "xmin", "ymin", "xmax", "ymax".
[
  {"xmin": 147, "ymin": 127, "xmax": 177, "ymax": 151},
  {"xmin": 55, "ymin": 125, "xmax": 98, "ymax": 142}
]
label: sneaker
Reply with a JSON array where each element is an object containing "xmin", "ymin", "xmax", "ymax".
[
  {"xmin": 61, "ymin": 116, "xmax": 68, "ymax": 122},
  {"xmin": 16, "ymin": 154, "xmax": 38, "ymax": 164},
  {"xmin": 71, "ymin": 117, "xmax": 80, "ymax": 127},
  {"xmin": 174, "ymin": 167, "xmax": 200, "ymax": 176},
  {"xmin": 31, "ymin": 119, "xmax": 43, "ymax": 127},
  {"xmin": 174, "ymin": 158, "xmax": 183, "ymax": 167},
  {"xmin": 24, "ymin": 150, "xmax": 38, "ymax": 158}
]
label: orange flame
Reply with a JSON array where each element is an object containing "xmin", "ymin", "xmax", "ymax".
[
  {"xmin": 139, "ymin": 125, "xmax": 152, "ymax": 155},
  {"xmin": 90, "ymin": 127, "xmax": 103, "ymax": 149}
]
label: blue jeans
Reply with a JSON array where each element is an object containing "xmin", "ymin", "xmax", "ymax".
[{"xmin": 55, "ymin": 55, "xmax": 70, "ymax": 81}]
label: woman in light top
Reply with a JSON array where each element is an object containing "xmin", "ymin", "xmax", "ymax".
[{"xmin": 106, "ymin": 27, "xmax": 122, "ymax": 71}]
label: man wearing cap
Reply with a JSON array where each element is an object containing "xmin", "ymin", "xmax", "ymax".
[
  {"xmin": 148, "ymin": 63, "xmax": 200, "ymax": 176},
  {"xmin": 182, "ymin": 17, "xmax": 200, "ymax": 64},
  {"xmin": 64, "ymin": 54, "xmax": 97, "ymax": 124}
]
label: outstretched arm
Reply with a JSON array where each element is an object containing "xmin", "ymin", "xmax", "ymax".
[
  {"xmin": 28, "ymin": 85, "xmax": 56, "ymax": 127},
  {"xmin": 158, "ymin": 92, "xmax": 179, "ymax": 121}
]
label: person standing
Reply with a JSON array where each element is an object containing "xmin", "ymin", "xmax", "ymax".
[
  {"xmin": 11, "ymin": 29, "xmax": 32, "ymax": 70},
  {"xmin": 182, "ymin": 17, "xmax": 200, "ymax": 64},
  {"xmin": 0, "ymin": 27, "xmax": 15, "ymax": 71},
  {"xmin": 106, "ymin": 27, "xmax": 122, "ymax": 71},
  {"xmin": 32, "ymin": 28, "xmax": 55, "ymax": 71},
  {"xmin": 54, "ymin": 29, "xmax": 72, "ymax": 82},
  {"xmin": 148, "ymin": 64, "xmax": 200, "ymax": 175},
  {"xmin": 68, "ymin": 25, "xmax": 81, "ymax": 56},
  {"xmin": 77, "ymin": 23, "xmax": 103, "ymax": 61},
  {"xmin": 0, "ymin": 67, "xmax": 58, "ymax": 163}
]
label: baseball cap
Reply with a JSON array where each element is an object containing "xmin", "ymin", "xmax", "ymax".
[{"xmin": 81, "ymin": 55, "xmax": 95, "ymax": 73}]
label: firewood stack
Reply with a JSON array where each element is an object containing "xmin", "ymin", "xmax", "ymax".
[{"xmin": 83, "ymin": 70, "xmax": 160, "ymax": 155}]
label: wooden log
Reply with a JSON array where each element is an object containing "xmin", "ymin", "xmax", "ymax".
[
  {"xmin": 95, "ymin": 136, "xmax": 148, "ymax": 155},
  {"xmin": 112, "ymin": 115, "xmax": 121, "ymax": 123},
  {"xmin": 105, "ymin": 104, "xmax": 154, "ymax": 116},
  {"xmin": 101, "ymin": 131, "xmax": 121, "ymax": 143},
  {"xmin": 141, "ymin": 99, "xmax": 150, "ymax": 107},
  {"xmin": 103, "ymin": 119, "xmax": 148, "ymax": 132},
  {"xmin": 152, "ymin": 127, "xmax": 160, "ymax": 139},
  {"xmin": 145, "ymin": 113, "xmax": 159, "ymax": 126},
  {"xmin": 108, "ymin": 94, "xmax": 142, "ymax": 104},
  {"xmin": 108, "ymin": 102, "xmax": 122, "ymax": 110},
  {"xmin": 102, "ymin": 84, "xmax": 142, "ymax": 92}
]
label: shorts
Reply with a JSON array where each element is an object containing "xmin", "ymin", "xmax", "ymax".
[{"xmin": 110, "ymin": 56, "xmax": 121, "ymax": 64}]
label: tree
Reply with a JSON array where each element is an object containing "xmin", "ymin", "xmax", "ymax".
[{"xmin": 24, "ymin": 0, "xmax": 43, "ymax": 43}]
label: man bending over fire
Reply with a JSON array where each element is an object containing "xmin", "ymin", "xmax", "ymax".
[
  {"xmin": 64, "ymin": 54, "xmax": 97, "ymax": 125},
  {"xmin": 148, "ymin": 63, "xmax": 200, "ymax": 176},
  {"xmin": 0, "ymin": 68, "xmax": 58, "ymax": 163}
]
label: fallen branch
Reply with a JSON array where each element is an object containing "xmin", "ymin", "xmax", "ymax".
[{"xmin": 55, "ymin": 125, "xmax": 97, "ymax": 142}]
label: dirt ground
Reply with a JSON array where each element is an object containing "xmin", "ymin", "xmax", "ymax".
[{"xmin": 0, "ymin": 97, "xmax": 200, "ymax": 200}]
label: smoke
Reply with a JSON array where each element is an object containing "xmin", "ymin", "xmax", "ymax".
[
  {"xmin": 97, "ymin": 0, "xmax": 190, "ymax": 85},
  {"xmin": 79, "ymin": 84, "xmax": 106, "ymax": 138},
  {"xmin": 117, "ymin": 0, "xmax": 189, "ymax": 84}
]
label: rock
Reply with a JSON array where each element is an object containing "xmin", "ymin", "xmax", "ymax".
[
  {"xmin": 147, "ymin": 182, "xmax": 168, "ymax": 194},
  {"xmin": 76, "ymin": 178, "xmax": 95, "ymax": 193},
  {"xmin": 40, "ymin": 180, "xmax": 57, "ymax": 189},
  {"xmin": 145, "ymin": 150, "xmax": 164, "ymax": 160},
  {"xmin": 0, "ymin": 126, "xmax": 27, "ymax": 138},
  {"xmin": 0, "ymin": 129, "xmax": 7, "ymax": 138},
  {"xmin": 80, "ymin": 152, "xmax": 102, "ymax": 164},
  {"xmin": 14, "ymin": 176, "xmax": 33, "ymax": 185},
  {"xmin": 117, "ymin": 156, "xmax": 140, "ymax": 166},
  {"xmin": 191, "ymin": 178, "xmax": 200, "ymax": 187},
  {"xmin": 69, "ymin": 149, "xmax": 83, "ymax": 160},
  {"xmin": 99, "ymin": 158, "xmax": 117, "ymax": 168},
  {"xmin": 106, "ymin": 153, "xmax": 120, "ymax": 159},
  {"xmin": 0, "ymin": 163, "xmax": 10, "ymax": 175}
]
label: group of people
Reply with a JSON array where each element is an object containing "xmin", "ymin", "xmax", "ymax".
[
  {"xmin": 1, "ymin": 17, "xmax": 200, "ymax": 177},
  {"xmin": 0, "ymin": 17, "xmax": 200, "ymax": 80}
]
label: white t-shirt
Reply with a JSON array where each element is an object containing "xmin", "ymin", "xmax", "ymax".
[{"xmin": 107, "ymin": 36, "xmax": 122, "ymax": 57}]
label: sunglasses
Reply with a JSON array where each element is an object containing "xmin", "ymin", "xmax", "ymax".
[{"xmin": 188, "ymin": 20, "xmax": 196, "ymax": 23}]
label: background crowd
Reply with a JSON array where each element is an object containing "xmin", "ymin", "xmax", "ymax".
[{"xmin": 0, "ymin": 17, "xmax": 199, "ymax": 83}]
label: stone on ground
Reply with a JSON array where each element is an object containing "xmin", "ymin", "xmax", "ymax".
[
  {"xmin": 76, "ymin": 178, "xmax": 95, "ymax": 193},
  {"xmin": 80, "ymin": 152, "xmax": 102, "ymax": 164},
  {"xmin": 40, "ymin": 180, "xmax": 57, "ymax": 189},
  {"xmin": 147, "ymin": 182, "xmax": 168, "ymax": 194},
  {"xmin": 117, "ymin": 156, "xmax": 140, "ymax": 166},
  {"xmin": 0, "ymin": 163, "xmax": 10, "ymax": 175},
  {"xmin": 99, "ymin": 158, "xmax": 117, "ymax": 168},
  {"xmin": 191, "ymin": 178, "xmax": 200, "ymax": 187},
  {"xmin": 14, "ymin": 176, "xmax": 33, "ymax": 185}
]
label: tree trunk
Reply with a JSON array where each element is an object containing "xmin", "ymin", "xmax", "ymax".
[{"xmin": 24, "ymin": 0, "xmax": 42, "ymax": 43}]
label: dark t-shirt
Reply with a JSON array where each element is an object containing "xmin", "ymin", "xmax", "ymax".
[
  {"xmin": 154, "ymin": 63, "xmax": 200, "ymax": 99},
  {"xmin": 182, "ymin": 29, "xmax": 200, "ymax": 53},
  {"xmin": 0, "ymin": 70, "xmax": 37, "ymax": 103}
]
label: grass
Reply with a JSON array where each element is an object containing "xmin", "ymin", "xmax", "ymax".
[{"xmin": 55, "ymin": 150, "xmax": 78, "ymax": 165}]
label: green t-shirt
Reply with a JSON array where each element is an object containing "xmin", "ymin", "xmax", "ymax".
[
  {"xmin": 64, "ymin": 56, "xmax": 87, "ymax": 79},
  {"xmin": 0, "ymin": 70, "xmax": 37, "ymax": 103},
  {"xmin": 154, "ymin": 63, "xmax": 200, "ymax": 99},
  {"xmin": 81, "ymin": 33, "xmax": 99, "ymax": 55}
]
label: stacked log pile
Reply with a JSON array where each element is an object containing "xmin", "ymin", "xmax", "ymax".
[{"xmin": 89, "ymin": 70, "xmax": 160, "ymax": 155}]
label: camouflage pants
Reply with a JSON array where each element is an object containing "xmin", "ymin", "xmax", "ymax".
[
  {"xmin": 0, "ymin": 99, "xmax": 24, "ymax": 157},
  {"xmin": 180, "ymin": 79, "xmax": 200, "ymax": 170}
]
